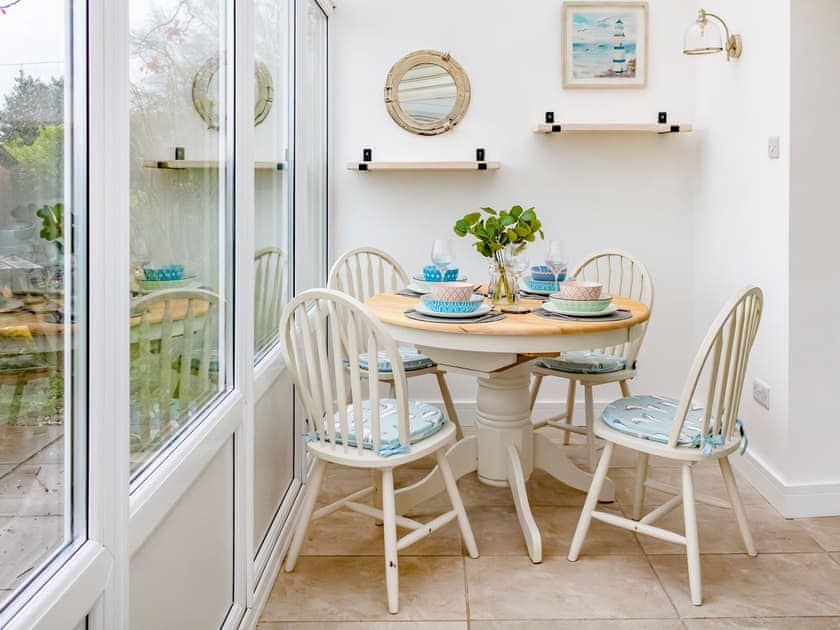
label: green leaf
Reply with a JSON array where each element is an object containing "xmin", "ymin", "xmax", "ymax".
[
  {"xmin": 500, "ymin": 214, "xmax": 515, "ymax": 227},
  {"xmin": 520, "ymin": 208, "xmax": 536, "ymax": 223},
  {"xmin": 510, "ymin": 205, "xmax": 523, "ymax": 218},
  {"xmin": 464, "ymin": 212, "xmax": 481, "ymax": 225},
  {"xmin": 480, "ymin": 207, "xmax": 497, "ymax": 216}
]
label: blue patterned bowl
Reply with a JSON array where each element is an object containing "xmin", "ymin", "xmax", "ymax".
[
  {"xmin": 531, "ymin": 266, "xmax": 566, "ymax": 282},
  {"xmin": 422, "ymin": 265, "xmax": 460, "ymax": 282},
  {"xmin": 524, "ymin": 277, "xmax": 561, "ymax": 292},
  {"xmin": 143, "ymin": 264, "xmax": 184, "ymax": 281},
  {"xmin": 421, "ymin": 294, "xmax": 483, "ymax": 314}
]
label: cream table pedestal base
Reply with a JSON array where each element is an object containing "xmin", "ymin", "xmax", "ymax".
[{"xmin": 393, "ymin": 361, "xmax": 615, "ymax": 564}]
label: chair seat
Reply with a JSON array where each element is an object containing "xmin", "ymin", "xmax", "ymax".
[
  {"xmin": 357, "ymin": 347, "xmax": 436, "ymax": 373},
  {"xmin": 311, "ymin": 399, "xmax": 445, "ymax": 457},
  {"xmin": 601, "ymin": 394, "xmax": 706, "ymax": 446},
  {"xmin": 536, "ymin": 351, "xmax": 627, "ymax": 375}
]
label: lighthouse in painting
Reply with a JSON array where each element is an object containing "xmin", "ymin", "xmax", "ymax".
[{"xmin": 612, "ymin": 17, "xmax": 627, "ymax": 75}]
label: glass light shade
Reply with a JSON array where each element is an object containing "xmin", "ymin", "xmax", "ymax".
[{"xmin": 683, "ymin": 17, "xmax": 724, "ymax": 55}]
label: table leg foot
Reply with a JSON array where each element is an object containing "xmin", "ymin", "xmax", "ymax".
[
  {"xmin": 394, "ymin": 435, "xmax": 478, "ymax": 515},
  {"xmin": 507, "ymin": 444, "xmax": 542, "ymax": 564},
  {"xmin": 533, "ymin": 432, "xmax": 615, "ymax": 502}
]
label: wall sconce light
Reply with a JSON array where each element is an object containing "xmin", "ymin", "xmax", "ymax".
[{"xmin": 683, "ymin": 8, "xmax": 742, "ymax": 61}]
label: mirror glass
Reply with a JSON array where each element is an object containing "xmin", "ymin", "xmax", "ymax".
[{"xmin": 397, "ymin": 63, "xmax": 457, "ymax": 124}]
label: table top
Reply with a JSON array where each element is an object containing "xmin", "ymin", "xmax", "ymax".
[{"xmin": 365, "ymin": 293, "xmax": 650, "ymax": 337}]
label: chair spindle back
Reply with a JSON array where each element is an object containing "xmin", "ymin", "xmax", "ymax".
[{"xmin": 328, "ymin": 247, "xmax": 410, "ymax": 303}]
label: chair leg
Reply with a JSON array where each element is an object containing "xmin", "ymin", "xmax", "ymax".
[
  {"xmin": 285, "ymin": 458, "xmax": 327, "ymax": 572},
  {"xmin": 583, "ymin": 384, "xmax": 596, "ymax": 472},
  {"xmin": 619, "ymin": 379, "xmax": 631, "ymax": 398},
  {"xmin": 371, "ymin": 469, "xmax": 383, "ymax": 525},
  {"xmin": 632, "ymin": 453, "xmax": 649, "ymax": 521},
  {"xmin": 681, "ymin": 463, "xmax": 703, "ymax": 606},
  {"xmin": 387, "ymin": 382, "xmax": 396, "ymax": 398},
  {"xmin": 563, "ymin": 380, "xmax": 577, "ymax": 446},
  {"xmin": 568, "ymin": 441, "xmax": 614, "ymax": 561},
  {"xmin": 529, "ymin": 374, "xmax": 544, "ymax": 412},
  {"xmin": 436, "ymin": 448, "xmax": 478, "ymax": 558},
  {"xmin": 381, "ymin": 468, "xmax": 400, "ymax": 614},
  {"xmin": 435, "ymin": 371, "xmax": 463, "ymax": 440},
  {"xmin": 719, "ymin": 456, "xmax": 757, "ymax": 557}
]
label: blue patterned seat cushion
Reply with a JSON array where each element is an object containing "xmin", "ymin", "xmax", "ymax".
[
  {"xmin": 601, "ymin": 395, "xmax": 705, "ymax": 446},
  {"xmin": 310, "ymin": 399, "xmax": 446, "ymax": 456},
  {"xmin": 536, "ymin": 351, "xmax": 627, "ymax": 375},
  {"xmin": 357, "ymin": 347, "xmax": 436, "ymax": 373}
]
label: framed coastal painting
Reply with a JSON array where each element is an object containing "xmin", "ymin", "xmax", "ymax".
[{"xmin": 562, "ymin": 2, "xmax": 648, "ymax": 89}]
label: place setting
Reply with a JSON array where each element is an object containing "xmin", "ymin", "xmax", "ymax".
[
  {"xmin": 533, "ymin": 280, "xmax": 632, "ymax": 322},
  {"xmin": 402, "ymin": 238, "xmax": 504, "ymax": 324}
]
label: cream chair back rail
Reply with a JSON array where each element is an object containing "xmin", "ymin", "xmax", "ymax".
[
  {"xmin": 254, "ymin": 247, "xmax": 285, "ymax": 350},
  {"xmin": 279, "ymin": 288, "xmax": 478, "ymax": 615},
  {"xmin": 530, "ymin": 250, "xmax": 655, "ymax": 473},
  {"xmin": 568, "ymin": 286, "xmax": 763, "ymax": 607},
  {"xmin": 328, "ymin": 246, "xmax": 464, "ymax": 439},
  {"xmin": 328, "ymin": 246, "xmax": 410, "ymax": 303},
  {"xmin": 364, "ymin": 291, "xmax": 651, "ymax": 564},
  {"xmin": 129, "ymin": 288, "xmax": 220, "ymax": 456}
]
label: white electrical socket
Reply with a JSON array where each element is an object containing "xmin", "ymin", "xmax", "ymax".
[
  {"xmin": 768, "ymin": 136, "xmax": 780, "ymax": 159},
  {"xmin": 753, "ymin": 378, "xmax": 770, "ymax": 410}
]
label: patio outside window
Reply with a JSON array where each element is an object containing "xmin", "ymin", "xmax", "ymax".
[{"xmin": 0, "ymin": 0, "xmax": 86, "ymax": 615}]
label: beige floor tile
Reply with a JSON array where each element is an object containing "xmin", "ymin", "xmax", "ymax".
[
  {"xmin": 683, "ymin": 618, "xmax": 840, "ymax": 629},
  {"xmin": 0, "ymin": 426, "xmax": 63, "ymax": 465},
  {"xmin": 832, "ymin": 553, "xmax": 840, "ymax": 567},
  {"xmin": 0, "ymin": 464, "xmax": 64, "ymax": 516},
  {"xmin": 650, "ymin": 553, "xmax": 840, "ymax": 618},
  {"xmin": 258, "ymin": 623, "xmax": 468, "ymax": 629},
  {"xmin": 262, "ymin": 556, "xmax": 466, "ymax": 622},
  {"xmin": 636, "ymin": 501, "xmax": 822, "ymax": 555},
  {"xmin": 468, "ymin": 504, "xmax": 642, "ymax": 557},
  {"xmin": 614, "ymin": 464, "xmax": 766, "ymax": 512},
  {"xmin": 27, "ymin": 437, "xmax": 63, "ymax": 464},
  {"xmin": 0, "ymin": 514, "xmax": 63, "ymax": 591},
  {"xmin": 466, "ymin": 555, "xmax": 677, "ymax": 620},
  {"xmin": 797, "ymin": 517, "xmax": 840, "ymax": 552},
  {"xmin": 472, "ymin": 621, "xmax": 684, "ymax": 630},
  {"xmin": 299, "ymin": 508, "xmax": 462, "ymax": 557}
]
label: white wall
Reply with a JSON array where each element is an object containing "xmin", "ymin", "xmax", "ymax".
[
  {"xmin": 333, "ymin": 0, "xmax": 699, "ymax": 412},
  {"xmin": 787, "ymin": 0, "xmax": 840, "ymax": 492}
]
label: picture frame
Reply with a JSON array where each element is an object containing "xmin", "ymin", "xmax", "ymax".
[{"xmin": 562, "ymin": 2, "xmax": 648, "ymax": 89}]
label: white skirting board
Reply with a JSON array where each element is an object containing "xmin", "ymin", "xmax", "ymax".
[{"xmin": 731, "ymin": 448, "xmax": 840, "ymax": 518}]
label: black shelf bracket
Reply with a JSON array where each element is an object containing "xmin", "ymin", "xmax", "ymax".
[
  {"xmin": 551, "ymin": 124, "xmax": 562, "ymax": 133},
  {"xmin": 362, "ymin": 147, "xmax": 373, "ymax": 162},
  {"xmin": 545, "ymin": 111, "xmax": 555, "ymax": 124},
  {"xmin": 658, "ymin": 112, "xmax": 668, "ymax": 124},
  {"xmin": 475, "ymin": 147, "xmax": 486, "ymax": 161}
]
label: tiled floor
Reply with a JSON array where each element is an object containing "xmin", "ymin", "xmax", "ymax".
[{"xmin": 259, "ymin": 431, "xmax": 840, "ymax": 628}]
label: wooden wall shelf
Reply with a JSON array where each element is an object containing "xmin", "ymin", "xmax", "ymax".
[
  {"xmin": 533, "ymin": 122, "xmax": 693, "ymax": 135},
  {"xmin": 143, "ymin": 160, "xmax": 285, "ymax": 170},
  {"xmin": 346, "ymin": 161, "xmax": 501, "ymax": 172}
]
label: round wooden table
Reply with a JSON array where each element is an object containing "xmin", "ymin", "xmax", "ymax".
[{"xmin": 365, "ymin": 292, "xmax": 650, "ymax": 563}]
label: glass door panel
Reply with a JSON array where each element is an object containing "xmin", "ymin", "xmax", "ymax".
[
  {"xmin": 129, "ymin": 0, "xmax": 233, "ymax": 476},
  {"xmin": 0, "ymin": 0, "xmax": 86, "ymax": 613},
  {"xmin": 254, "ymin": 0, "xmax": 292, "ymax": 360}
]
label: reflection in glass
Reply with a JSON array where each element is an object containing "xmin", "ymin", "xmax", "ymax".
[
  {"xmin": 0, "ymin": 0, "xmax": 85, "ymax": 612},
  {"xmin": 254, "ymin": 0, "xmax": 291, "ymax": 359},
  {"xmin": 295, "ymin": 0, "xmax": 328, "ymax": 295},
  {"xmin": 398, "ymin": 63, "xmax": 457, "ymax": 123},
  {"xmin": 129, "ymin": 0, "xmax": 231, "ymax": 475}
]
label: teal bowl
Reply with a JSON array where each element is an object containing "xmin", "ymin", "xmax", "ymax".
[
  {"xmin": 549, "ymin": 294, "xmax": 613, "ymax": 313},
  {"xmin": 143, "ymin": 264, "xmax": 184, "ymax": 281},
  {"xmin": 421, "ymin": 295, "xmax": 483, "ymax": 314},
  {"xmin": 524, "ymin": 277, "xmax": 561, "ymax": 292}
]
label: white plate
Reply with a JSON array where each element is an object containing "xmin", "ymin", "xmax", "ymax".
[
  {"xmin": 414, "ymin": 301, "xmax": 492, "ymax": 319},
  {"xmin": 407, "ymin": 282, "xmax": 431, "ymax": 295},
  {"xmin": 543, "ymin": 302, "xmax": 618, "ymax": 317}
]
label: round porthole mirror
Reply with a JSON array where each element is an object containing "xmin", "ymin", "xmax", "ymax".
[
  {"xmin": 384, "ymin": 50, "xmax": 471, "ymax": 136},
  {"xmin": 192, "ymin": 56, "xmax": 274, "ymax": 130}
]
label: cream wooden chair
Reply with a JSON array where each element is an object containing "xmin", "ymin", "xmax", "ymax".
[
  {"xmin": 328, "ymin": 247, "xmax": 463, "ymax": 439},
  {"xmin": 281, "ymin": 289, "xmax": 478, "ymax": 614},
  {"xmin": 130, "ymin": 288, "xmax": 220, "ymax": 457},
  {"xmin": 568, "ymin": 286, "xmax": 763, "ymax": 606},
  {"xmin": 254, "ymin": 247, "xmax": 285, "ymax": 351},
  {"xmin": 530, "ymin": 250, "xmax": 654, "ymax": 471}
]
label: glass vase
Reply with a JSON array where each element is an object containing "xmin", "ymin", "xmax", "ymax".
[{"xmin": 488, "ymin": 250, "xmax": 517, "ymax": 307}]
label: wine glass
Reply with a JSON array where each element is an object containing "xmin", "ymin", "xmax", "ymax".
[
  {"xmin": 545, "ymin": 240, "xmax": 566, "ymax": 288},
  {"xmin": 430, "ymin": 239, "xmax": 455, "ymax": 278}
]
